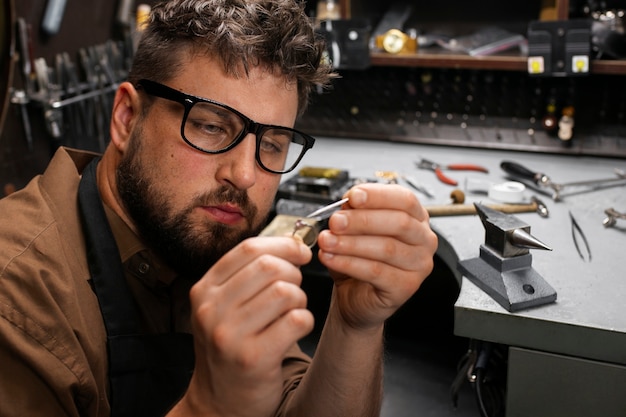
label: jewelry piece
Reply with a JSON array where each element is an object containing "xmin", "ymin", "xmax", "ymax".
[
  {"xmin": 291, "ymin": 197, "xmax": 349, "ymax": 247},
  {"xmin": 259, "ymin": 198, "xmax": 349, "ymax": 248}
]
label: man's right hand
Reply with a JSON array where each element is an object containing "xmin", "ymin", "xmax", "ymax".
[{"xmin": 168, "ymin": 236, "xmax": 313, "ymax": 417}]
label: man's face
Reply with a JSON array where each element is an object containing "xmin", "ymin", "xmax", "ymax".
[{"xmin": 117, "ymin": 56, "xmax": 300, "ymax": 279}]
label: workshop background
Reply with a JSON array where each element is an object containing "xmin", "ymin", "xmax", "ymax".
[{"xmin": 1, "ymin": 1, "xmax": 625, "ymax": 417}]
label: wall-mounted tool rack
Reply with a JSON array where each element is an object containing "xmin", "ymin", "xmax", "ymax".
[{"xmin": 10, "ymin": 22, "xmax": 133, "ymax": 153}]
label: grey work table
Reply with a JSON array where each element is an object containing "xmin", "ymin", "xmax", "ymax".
[{"xmin": 300, "ymin": 136, "xmax": 626, "ymax": 417}]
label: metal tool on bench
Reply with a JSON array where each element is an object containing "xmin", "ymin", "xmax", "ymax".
[
  {"xmin": 374, "ymin": 170, "xmax": 434, "ymax": 198},
  {"xmin": 426, "ymin": 196, "xmax": 549, "ymax": 218},
  {"xmin": 501, "ymin": 160, "xmax": 626, "ymax": 201},
  {"xmin": 603, "ymin": 208, "xmax": 626, "ymax": 228},
  {"xmin": 569, "ymin": 211, "xmax": 591, "ymax": 262},
  {"xmin": 416, "ymin": 158, "xmax": 489, "ymax": 186},
  {"xmin": 457, "ymin": 203, "xmax": 556, "ymax": 312}
]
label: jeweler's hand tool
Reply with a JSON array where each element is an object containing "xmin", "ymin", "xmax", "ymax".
[
  {"xmin": 416, "ymin": 158, "xmax": 489, "ymax": 186},
  {"xmin": 293, "ymin": 197, "xmax": 350, "ymax": 232},
  {"xmin": 569, "ymin": 211, "xmax": 591, "ymax": 262},
  {"xmin": 501, "ymin": 160, "xmax": 626, "ymax": 201},
  {"xmin": 603, "ymin": 208, "xmax": 626, "ymax": 228},
  {"xmin": 375, "ymin": 171, "xmax": 434, "ymax": 198},
  {"xmin": 426, "ymin": 196, "xmax": 549, "ymax": 218}
]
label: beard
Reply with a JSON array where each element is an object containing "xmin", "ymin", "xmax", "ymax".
[{"xmin": 116, "ymin": 128, "xmax": 269, "ymax": 280}]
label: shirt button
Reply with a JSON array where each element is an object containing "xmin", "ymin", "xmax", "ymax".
[{"xmin": 138, "ymin": 262, "xmax": 150, "ymax": 274}]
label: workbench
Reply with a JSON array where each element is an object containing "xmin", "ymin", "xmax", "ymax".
[{"xmin": 298, "ymin": 136, "xmax": 626, "ymax": 417}]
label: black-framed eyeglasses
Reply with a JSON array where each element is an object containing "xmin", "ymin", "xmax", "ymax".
[{"xmin": 136, "ymin": 79, "xmax": 315, "ymax": 174}]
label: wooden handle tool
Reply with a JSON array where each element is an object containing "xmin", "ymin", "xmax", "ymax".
[{"xmin": 427, "ymin": 198, "xmax": 548, "ymax": 217}]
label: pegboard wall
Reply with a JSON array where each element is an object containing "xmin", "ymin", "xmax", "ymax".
[{"xmin": 297, "ymin": 66, "xmax": 626, "ymax": 158}]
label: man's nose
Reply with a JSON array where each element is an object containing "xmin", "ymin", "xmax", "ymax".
[{"xmin": 215, "ymin": 133, "xmax": 258, "ymax": 190}]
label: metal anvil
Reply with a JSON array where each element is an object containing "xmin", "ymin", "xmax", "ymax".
[{"xmin": 457, "ymin": 203, "xmax": 557, "ymax": 312}]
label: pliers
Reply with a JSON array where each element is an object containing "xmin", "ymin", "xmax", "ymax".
[{"xmin": 416, "ymin": 158, "xmax": 489, "ymax": 186}]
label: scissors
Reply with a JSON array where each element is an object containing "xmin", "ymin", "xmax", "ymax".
[{"xmin": 293, "ymin": 197, "xmax": 349, "ymax": 246}]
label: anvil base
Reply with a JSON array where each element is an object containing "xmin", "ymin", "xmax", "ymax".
[{"xmin": 458, "ymin": 245, "xmax": 557, "ymax": 312}]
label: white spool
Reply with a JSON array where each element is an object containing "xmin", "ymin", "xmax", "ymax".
[{"xmin": 488, "ymin": 181, "xmax": 526, "ymax": 203}]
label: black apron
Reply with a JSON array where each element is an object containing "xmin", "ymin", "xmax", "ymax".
[{"xmin": 78, "ymin": 158, "xmax": 194, "ymax": 417}]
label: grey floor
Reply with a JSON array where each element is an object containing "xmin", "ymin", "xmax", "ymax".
[{"xmin": 300, "ymin": 255, "xmax": 483, "ymax": 417}]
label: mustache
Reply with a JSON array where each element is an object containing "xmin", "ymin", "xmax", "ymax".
[{"xmin": 193, "ymin": 185, "xmax": 258, "ymax": 219}]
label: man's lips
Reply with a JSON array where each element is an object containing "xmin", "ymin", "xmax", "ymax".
[{"xmin": 202, "ymin": 204, "xmax": 245, "ymax": 225}]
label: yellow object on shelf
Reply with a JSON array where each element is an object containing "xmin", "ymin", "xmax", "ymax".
[{"xmin": 375, "ymin": 29, "xmax": 418, "ymax": 54}]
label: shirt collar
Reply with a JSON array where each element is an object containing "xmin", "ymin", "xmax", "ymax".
[{"xmin": 103, "ymin": 204, "xmax": 178, "ymax": 287}]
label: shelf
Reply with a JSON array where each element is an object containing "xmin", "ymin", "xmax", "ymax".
[
  {"xmin": 370, "ymin": 51, "xmax": 626, "ymax": 75},
  {"xmin": 370, "ymin": 51, "xmax": 527, "ymax": 72}
]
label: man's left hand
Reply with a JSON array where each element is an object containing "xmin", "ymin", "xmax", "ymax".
[{"xmin": 316, "ymin": 182, "xmax": 438, "ymax": 331}]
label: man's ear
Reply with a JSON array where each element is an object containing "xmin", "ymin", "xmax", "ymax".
[{"xmin": 109, "ymin": 82, "xmax": 141, "ymax": 152}]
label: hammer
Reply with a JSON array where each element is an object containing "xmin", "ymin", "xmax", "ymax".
[{"xmin": 427, "ymin": 196, "xmax": 548, "ymax": 218}]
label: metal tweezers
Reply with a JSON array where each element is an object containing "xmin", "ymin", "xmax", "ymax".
[
  {"xmin": 569, "ymin": 211, "xmax": 591, "ymax": 262},
  {"xmin": 292, "ymin": 198, "xmax": 349, "ymax": 236}
]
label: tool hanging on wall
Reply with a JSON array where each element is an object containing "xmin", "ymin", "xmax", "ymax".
[
  {"xmin": 41, "ymin": 0, "xmax": 67, "ymax": 36},
  {"xmin": 501, "ymin": 160, "xmax": 626, "ymax": 201},
  {"xmin": 10, "ymin": 30, "xmax": 134, "ymax": 152}
]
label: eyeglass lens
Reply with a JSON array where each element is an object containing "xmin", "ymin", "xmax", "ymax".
[{"xmin": 185, "ymin": 102, "xmax": 307, "ymax": 173}]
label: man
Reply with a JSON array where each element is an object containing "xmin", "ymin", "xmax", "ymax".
[{"xmin": 0, "ymin": 0, "xmax": 438, "ymax": 416}]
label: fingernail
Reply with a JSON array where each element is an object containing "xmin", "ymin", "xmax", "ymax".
[
  {"xmin": 350, "ymin": 188, "xmax": 367, "ymax": 206},
  {"xmin": 323, "ymin": 232, "xmax": 338, "ymax": 248},
  {"xmin": 331, "ymin": 213, "xmax": 347, "ymax": 231}
]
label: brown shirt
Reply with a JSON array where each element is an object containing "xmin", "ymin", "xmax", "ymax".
[{"xmin": 0, "ymin": 147, "xmax": 310, "ymax": 416}]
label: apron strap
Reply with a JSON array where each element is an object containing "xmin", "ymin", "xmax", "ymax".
[
  {"xmin": 78, "ymin": 158, "xmax": 194, "ymax": 416},
  {"xmin": 78, "ymin": 157, "xmax": 141, "ymax": 335}
]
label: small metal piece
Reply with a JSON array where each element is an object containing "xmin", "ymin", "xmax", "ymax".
[
  {"xmin": 603, "ymin": 208, "xmax": 626, "ymax": 228},
  {"xmin": 259, "ymin": 214, "xmax": 318, "ymax": 247},
  {"xmin": 375, "ymin": 170, "xmax": 399, "ymax": 184},
  {"xmin": 292, "ymin": 219, "xmax": 315, "ymax": 236},
  {"xmin": 291, "ymin": 197, "xmax": 349, "ymax": 246},
  {"xmin": 569, "ymin": 211, "xmax": 591, "ymax": 262},
  {"xmin": 10, "ymin": 90, "xmax": 33, "ymax": 151},
  {"xmin": 531, "ymin": 196, "xmax": 549, "ymax": 218}
]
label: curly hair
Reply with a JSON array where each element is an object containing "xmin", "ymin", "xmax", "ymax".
[{"xmin": 128, "ymin": 0, "xmax": 335, "ymax": 114}]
